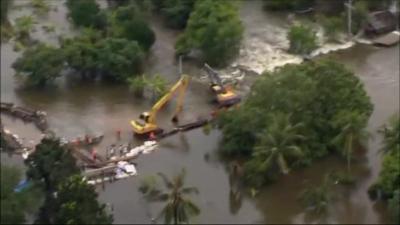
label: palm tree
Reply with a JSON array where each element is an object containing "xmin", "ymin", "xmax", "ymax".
[
  {"xmin": 332, "ymin": 111, "xmax": 368, "ymax": 173},
  {"xmin": 379, "ymin": 114, "xmax": 400, "ymax": 155},
  {"xmin": 252, "ymin": 113, "xmax": 305, "ymax": 175},
  {"xmin": 139, "ymin": 169, "xmax": 200, "ymax": 224}
]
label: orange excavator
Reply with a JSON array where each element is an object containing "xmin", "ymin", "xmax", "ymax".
[
  {"xmin": 130, "ymin": 75, "xmax": 190, "ymax": 136},
  {"xmin": 203, "ymin": 63, "xmax": 241, "ymax": 107}
]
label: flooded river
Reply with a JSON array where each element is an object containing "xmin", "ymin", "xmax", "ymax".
[{"xmin": 1, "ymin": 0, "xmax": 399, "ymax": 224}]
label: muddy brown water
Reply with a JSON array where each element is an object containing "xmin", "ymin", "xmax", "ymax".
[{"xmin": 1, "ymin": 0, "xmax": 399, "ymax": 224}]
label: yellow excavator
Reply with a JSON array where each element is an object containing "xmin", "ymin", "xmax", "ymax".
[
  {"xmin": 130, "ymin": 75, "xmax": 190, "ymax": 135},
  {"xmin": 203, "ymin": 63, "xmax": 241, "ymax": 107}
]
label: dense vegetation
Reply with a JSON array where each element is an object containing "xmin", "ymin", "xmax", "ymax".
[
  {"xmin": 288, "ymin": 25, "xmax": 318, "ymax": 55},
  {"xmin": 12, "ymin": 44, "xmax": 65, "ymax": 86},
  {"xmin": 139, "ymin": 169, "xmax": 200, "ymax": 224},
  {"xmin": 110, "ymin": 4, "xmax": 155, "ymax": 51},
  {"xmin": 66, "ymin": 0, "xmax": 106, "ymax": 29},
  {"xmin": 369, "ymin": 115, "xmax": 400, "ymax": 223},
  {"xmin": 175, "ymin": 0, "xmax": 243, "ymax": 66},
  {"xmin": 1, "ymin": 165, "xmax": 41, "ymax": 224},
  {"xmin": 264, "ymin": 0, "xmax": 315, "ymax": 11},
  {"xmin": 25, "ymin": 138, "xmax": 113, "ymax": 224},
  {"xmin": 152, "ymin": 0, "xmax": 197, "ymax": 29},
  {"xmin": 218, "ymin": 59, "xmax": 373, "ymax": 187},
  {"xmin": 13, "ymin": 0, "xmax": 157, "ymax": 86}
]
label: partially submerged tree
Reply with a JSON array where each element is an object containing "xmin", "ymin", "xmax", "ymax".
[
  {"xmin": 219, "ymin": 60, "xmax": 373, "ymax": 186},
  {"xmin": 369, "ymin": 114, "xmax": 399, "ymax": 224},
  {"xmin": 299, "ymin": 173, "xmax": 334, "ymax": 215},
  {"xmin": 175, "ymin": 0, "xmax": 243, "ymax": 66},
  {"xmin": 66, "ymin": 0, "xmax": 106, "ymax": 29},
  {"xmin": 12, "ymin": 43, "xmax": 65, "ymax": 87},
  {"xmin": 139, "ymin": 169, "xmax": 200, "ymax": 224},
  {"xmin": 288, "ymin": 24, "xmax": 318, "ymax": 55},
  {"xmin": 14, "ymin": 15, "xmax": 36, "ymax": 42},
  {"xmin": 154, "ymin": 0, "xmax": 197, "ymax": 29},
  {"xmin": 111, "ymin": 4, "xmax": 155, "ymax": 51}
]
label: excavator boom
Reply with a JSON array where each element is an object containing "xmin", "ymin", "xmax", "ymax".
[{"xmin": 131, "ymin": 75, "xmax": 190, "ymax": 135}]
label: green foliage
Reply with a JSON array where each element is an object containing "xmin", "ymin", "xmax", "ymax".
[
  {"xmin": 111, "ymin": 4, "xmax": 155, "ymax": 51},
  {"xmin": 389, "ymin": 190, "xmax": 400, "ymax": 224},
  {"xmin": 1, "ymin": 0, "xmax": 12, "ymax": 25},
  {"xmin": 351, "ymin": 0, "xmax": 368, "ymax": 34},
  {"xmin": 332, "ymin": 111, "xmax": 370, "ymax": 173},
  {"xmin": 219, "ymin": 60, "xmax": 373, "ymax": 187},
  {"xmin": 139, "ymin": 169, "xmax": 200, "ymax": 224},
  {"xmin": 97, "ymin": 37, "xmax": 144, "ymax": 81},
  {"xmin": 263, "ymin": 0, "xmax": 315, "ymax": 11},
  {"xmin": 66, "ymin": 0, "xmax": 106, "ymax": 29},
  {"xmin": 370, "ymin": 115, "xmax": 400, "ymax": 203},
  {"xmin": 318, "ymin": 15, "xmax": 345, "ymax": 42},
  {"xmin": 1, "ymin": 165, "xmax": 42, "ymax": 224},
  {"xmin": 128, "ymin": 75, "xmax": 146, "ymax": 97},
  {"xmin": 52, "ymin": 175, "xmax": 113, "ymax": 224},
  {"xmin": 299, "ymin": 173, "xmax": 334, "ymax": 215},
  {"xmin": 243, "ymin": 113, "xmax": 305, "ymax": 186},
  {"xmin": 31, "ymin": 0, "xmax": 50, "ymax": 15},
  {"xmin": 25, "ymin": 137, "xmax": 79, "ymax": 192},
  {"xmin": 14, "ymin": 15, "xmax": 36, "ymax": 40},
  {"xmin": 12, "ymin": 43, "xmax": 65, "ymax": 87},
  {"xmin": 288, "ymin": 24, "xmax": 318, "ymax": 55},
  {"xmin": 128, "ymin": 74, "xmax": 168, "ymax": 99},
  {"xmin": 175, "ymin": 0, "xmax": 243, "ymax": 66},
  {"xmin": 156, "ymin": 0, "xmax": 196, "ymax": 29},
  {"xmin": 62, "ymin": 30, "xmax": 144, "ymax": 81}
]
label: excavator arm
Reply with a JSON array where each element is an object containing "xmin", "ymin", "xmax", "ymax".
[
  {"xmin": 131, "ymin": 75, "xmax": 190, "ymax": 135},
  {"xmin": 147, "ymin": 75, "xmax": 189, "ymax": 124}
]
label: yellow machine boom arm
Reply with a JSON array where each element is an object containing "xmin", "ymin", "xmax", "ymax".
[{"xmin": 147, "ymin": 74, "xmax": 190, "ymax": 125}]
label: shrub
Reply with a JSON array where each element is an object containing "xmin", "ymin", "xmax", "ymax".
[{"xmin": 288, "ymin": 24, "xmax": 318, "ymax": 55}]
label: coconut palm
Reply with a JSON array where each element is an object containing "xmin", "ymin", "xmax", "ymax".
[
  {"xmin": 379, "ymin": 114, "xmax": 400, "ymax": 155},
  {"xmin": 139, "ymin": 169, "xmax": 200, "ymax": 224},
  {"xmin": 252, "ymin": 113, "xmax": 305, "ymax": 175},
  {"xmin": 332, "ymin": 111, "xmax": 368, "ymax": 173}
]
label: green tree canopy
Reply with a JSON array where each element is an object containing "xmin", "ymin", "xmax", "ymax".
[
  {"xmin": 218, "ymin": 59, "xmax": 373, "ymax": 186},
  {"xmin": 12, "ymin": 43, "xmax": 65, "ymax": 86},
  {"xmin": 153, "ymin": 0, "xmax": 196, "ymax": 29},
  {"xmin": 288, "ymin": 24, "xmax": 318, "ymax": 55},
  {"xmin": 175, "ymin": 0, "xmax": 243, "ymax": 66},
  {"xmin": 66, "ymin": 0, "xmax": 106, "ymax": 29},
  {"xmin": 97, "ymin": 37, "xmax": 144, "ymax": 81},
  {"xmin": 25, "ymin": 137, "xmax": 79, "ymax": 193},
  {"xmin": 52, "ymin": 175, "xmax": 113, "ymax": 224},
  {"xmin": 111, "ymin": 4, "xmax": 156, "ymax": 51}
]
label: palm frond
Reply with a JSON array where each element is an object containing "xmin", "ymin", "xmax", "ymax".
[
  {"xmin": 157, "ymin": 172, "xmax": 174, "ymax": 189},
  {"xmin": 277, "ymin": 154, "xmax": 289, "ymax": 174},
  {"xmin": 181, "ymin": 186, "xmax": 199, "ymax": 195}
]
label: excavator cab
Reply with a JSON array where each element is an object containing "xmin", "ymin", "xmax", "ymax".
[{"xmin": 203, "ymin": 63, "xmax": 241, "ymax": 107}]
